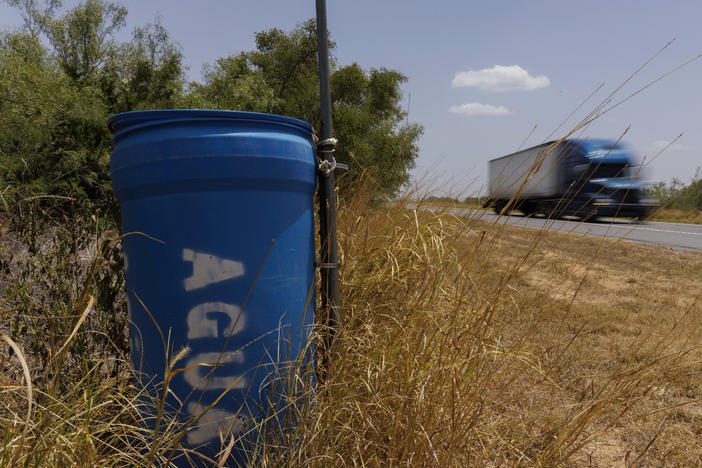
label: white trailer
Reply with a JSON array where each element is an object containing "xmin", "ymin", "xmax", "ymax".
[{"xmin": 487, "ymin": 141, "xmax": 566, "ymax": 201}]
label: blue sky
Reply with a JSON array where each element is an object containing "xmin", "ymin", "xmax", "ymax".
[{"xmin": 2, "ymin": 0, "xmax": 701, "ymax": 192}]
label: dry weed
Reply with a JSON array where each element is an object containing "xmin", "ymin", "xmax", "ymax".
[{"xmin": 1, "ymin": 192, "xmax": 700, "ymax": 466}]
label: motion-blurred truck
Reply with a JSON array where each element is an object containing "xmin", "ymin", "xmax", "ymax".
[{"xmin": 485, "ymin": 139, "xmax": 658, "ymax": 219}]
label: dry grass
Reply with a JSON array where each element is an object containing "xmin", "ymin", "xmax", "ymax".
[
  {"xmin": 298, "ymin": 195, "xmax": 702, "ymax": 467},
  {"xmin": 650, "ymin": 207, "xmax": 702, "ymax": 224},
  {"xmin": 470, "ymin": 213, "xmax": 702, "ymax": 466},
  {"xmin": 0, "ymin": 192, "xmax": 701, "ymax": 466}
]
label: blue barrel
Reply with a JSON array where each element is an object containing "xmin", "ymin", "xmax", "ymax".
[{"xmin": 108, "ymin": 110, "xmax": 317, "ymax": 465}]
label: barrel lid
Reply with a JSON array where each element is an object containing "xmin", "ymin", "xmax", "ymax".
[{"xmin": 107, "ymin": 109, "xmax": 314, "ymax": 135}]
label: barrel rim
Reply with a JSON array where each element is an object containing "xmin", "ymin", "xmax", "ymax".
[{"xmin": 107, "ymin": 109, "xmax": 314, "ymax": 135}]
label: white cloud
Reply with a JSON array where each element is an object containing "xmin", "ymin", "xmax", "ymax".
[
  {"xmin": 449, "ymin": 103, "xmax": 511, "ymax": 116},
  {"xmin": 452, "ymin": 65, "xmax": 550, "ymax": 92},
  {"xmin": 647, "ymin": 139, "xmax": 687, "ymax": 154}
]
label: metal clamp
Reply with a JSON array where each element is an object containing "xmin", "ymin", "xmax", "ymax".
[
  {"xmin": 317, "ymin": 262, "xmax": 340, "ymax": 270},
  {"xmin": 315, "ymin": 137, "xmax": 348, "ymax": 176},
  {"xmin": 316, "ymin": 137, "xmax": 338, "ymax": 153}
]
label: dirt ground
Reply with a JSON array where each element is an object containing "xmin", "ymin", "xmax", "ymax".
[{"xmin": 478, "ymin": 217, "xmax": 702, "ymax": 466}]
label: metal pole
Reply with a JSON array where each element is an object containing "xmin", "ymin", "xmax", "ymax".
[{"xmin": 315, "ymin": 0, "xmax": 340, "ymax": 342}]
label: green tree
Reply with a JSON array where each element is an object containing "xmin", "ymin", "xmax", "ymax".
[
  {"xmin": 3, "ymin": 0, "xmax": 61, "ymax": 38},
  {"xmin": 0, "ymin": 30, "xmax": 108, "ymax": 204},
  {"xmin": 330, "ymin": 64, "xmax": 422, "ymax": 194},
  {"xmin": 648, "ymin": 168, "xmax": 702, "ymax": 211},
  {"xmin": 189, "ymin": 54, "xmax": 277, "ymax": 112},
  {"xmin": 0, "ymin": 0, "xmax": 186, "ymax": 216},
  {"xmin": 44, "ymin": 0, "xmax": 127, "ymax": 82},
  {"xmin": 192, "ymin": 20, "xmax": 422, "ymax": 197},
  {"xmin": 99, "ymin": 16, "xmax": 185, "ymax": 113},
  {"xmin": 1, "ymin": 3, "xmax": 421, "ymax": 203}
]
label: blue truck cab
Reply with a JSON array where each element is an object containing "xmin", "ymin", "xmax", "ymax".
[{"xmin": 561, "ymin": 139, "xmax": 658, "ymax": 218}]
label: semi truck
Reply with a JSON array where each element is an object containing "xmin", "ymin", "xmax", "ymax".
[{"xmin": 485, "ymin": 139, "xmax": 658, "ymax": 219}]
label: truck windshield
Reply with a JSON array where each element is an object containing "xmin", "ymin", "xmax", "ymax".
[{"xmin": 588, "ymin": 163, "xmax": 634, "ymax": 179}]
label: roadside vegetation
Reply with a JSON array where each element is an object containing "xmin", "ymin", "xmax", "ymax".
[
  {"xmin": 0, "ymin": 0, "xmax": 421, "ymax": 215},
  {"xmin": 648, "ymin": 171, "xmax": 702, "ymax": 223},
  {"xmin": 2, "ymin": 189, "xmax": 701, "ymax": 466},
  {"xmin": 1, "ymin": 1, "xmax": 701, "ymax": 467}
]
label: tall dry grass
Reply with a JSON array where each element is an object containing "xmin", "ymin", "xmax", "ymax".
[
  {"xmin": 280, "ymin": 190, "xmax": 698, "ymax": 467},
  {"xmin": 0, "ymin": 186, "xmax": 700, "ymax": 466}
]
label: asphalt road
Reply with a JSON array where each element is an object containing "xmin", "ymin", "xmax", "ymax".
[{"xmin": 450, "ymin": 209, "xmax": 702, "ymax": 252}]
